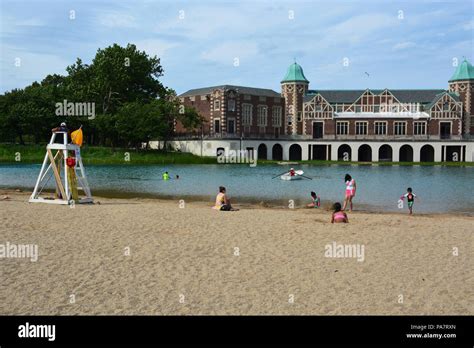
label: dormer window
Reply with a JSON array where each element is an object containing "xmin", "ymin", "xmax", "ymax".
[
  {"xmin": 228, "ymin": 99, "xmax": 235, "ymax": 112},
  {"xmin": 214, "ymin": 100, "xmax": 220, "ymax": 110},
  {"xmin": 443, "ymin": 102, "xmax": 450, "ymax": 111}
]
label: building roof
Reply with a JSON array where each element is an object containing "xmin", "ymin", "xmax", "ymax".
[
  {"xmin": 449, "ymin": 58, "xmax": 474, "ymax": 82},
  {"xmin": 426, "ymin": 91, "xmax": 461, "ymax": 109},
  {"xmin": 281, "ymin": 62, "xmax": 309, "ymax": 83},
  {"xmin": 304, "ymin": 89, "xmax": 447, "ymax": 104},
  {"xmin": 179, "ymin": 85, "xmax": 281, "ymax": 98}
]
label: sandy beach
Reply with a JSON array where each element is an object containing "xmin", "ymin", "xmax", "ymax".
[{"xmin": 0, "ymin": 189, "xmax": 472, "ymax": 315}]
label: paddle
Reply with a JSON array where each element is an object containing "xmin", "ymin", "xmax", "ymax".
[
  {"xmin": 294, "ymin": 170, "xmax": 312, "ymax": 180},
  {"xmin": 299, "ymin": 174, "xmax": 313, "ymax": 180},
  {"xmin": 272, "ymin": 171, "xmax": 289, "ymax": 179}
]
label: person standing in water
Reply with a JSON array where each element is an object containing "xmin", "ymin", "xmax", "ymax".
[
  {"xmin": 162, "ymin": 171, "xmax": 170, "ymax": 181},
  {"xmin": 400, "ymin": 187, "xmax": 417, "ymax": 215},
  {"xmin": 342, "ymin": 174, "xmax": 356, "ymax": 211}
]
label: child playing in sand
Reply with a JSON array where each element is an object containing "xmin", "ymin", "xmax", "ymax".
[
  {"xmin": 307, "ymin": 191, "xmax": 320, "ymax": 208},
  {"xmin": 400, "ymin": 187, "xmax": 417, "ymax": 215},
  {"xmin": 331, "ymin": 202, "xmax": 348, "ymax": 223}
]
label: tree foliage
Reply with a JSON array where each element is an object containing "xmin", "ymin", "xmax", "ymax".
[{"xmin": 0, "ymin": 43, "xmax": 201, "ymax": 148}]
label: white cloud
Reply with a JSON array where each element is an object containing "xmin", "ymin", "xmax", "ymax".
[
  {"xmin": 463, "ymin": 19, "xmax": 474, "ymax": 31},
  {"xmin": 15, "ymin": 18, "xmax": 45, "ymax": 26},
  {"xmin": 134, "ymin": 39, "xmax": 179, "ymax": 58},
  {"xmin": 200, "ymin": 41, "xmax": 260, "ymax": 66},
  {"xmin": 98, "ymin": 12, "xmax": 136, "ymax": 28},
  {"xmin": 392, "ymin": 41, "xmax": 416, "ymax": 51},
  {"xmin": 1, "ymin": 46, "xmax": 71, "ymax": 91},
  {"xmin": 324, "ymin": 13, "xmax": 399, "ymax": 45}
]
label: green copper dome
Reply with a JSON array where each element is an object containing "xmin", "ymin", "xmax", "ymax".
[
  {"xmin": 449, "ymin": 58, "xmax": 474, "ymax": 82},
  {"xmin": 281, "ymin": 62, "xmax": 309, "ymax": 84}
]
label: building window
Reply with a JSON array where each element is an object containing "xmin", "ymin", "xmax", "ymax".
[
  {"xmin": 200, "ymin": 95, "xmax": 207, "ymax": 101},
  {"xmin": 374, "ymin": 105, "xmax": 380, "ymax": 112},
  {"xmin": 257, "ymin": 106, "xmax": 268, "ymax": 126},
  {"xmin": 443, "ymin": 101, "xmax": 450, "ymax": 111},
  {"xmin": 374, "ymin": 122, "xmax": 387, "ymax": 135},
  {"xmin": 297, "ymin": 111, "xmax": 302, "ymax": 122},
  {"xmin": 394, "ymin": 122, "xmax": 407, "ymax": 135},
  {"xmin": 355, "ymin": 122, "xmax": 368, "ymax": 135},
  {"xmin": 336, "ymin": 105, "xmax": 343, "ymax": 113},
  {"xmin": 336, "ymin": 121, "xmax": 349, "ymax": 135},
  {"xmin": 214, "ymin": 100, "xmax": 220, "ymax": 110},
  {"xmin": 414, "ymin": 121, "xmax": 426, "ymax": 135},
  {"xmin": 355, "ymin": 105, "xmax": 361, "ymax": 113},
  {"xmin": 228, "ymin": 99, "xmax": 235, "ymax": 112},
  {"xmin": 228, "ymin": 119, "xmax": 235, "ymax": 134},
  {"xmin": 287, "ymin": 115, "xmax": 292, "ymax": 126},
  {"xmin": 242, "ymin": 104, "xmax": 253, "ymax": 126},
  {"xmin": 214, "ymin": 119, "xmax": 220, "ymax": 133},
  {"xmin": 272, "ymin": 106, "xmax": 282, "ymax": 127},
  {"xmin": 315, "ymin": 103, "xmax": 323, "ymax": 112},
  {"xmin": 259, "ymin": 96, "xmax": 266, "ymax": 102}
]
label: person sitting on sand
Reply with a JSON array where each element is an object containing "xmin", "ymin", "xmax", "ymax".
[
  {"xmin": 307, "ymin": 191, "xmax": 320, "ymax": 208},
  {"xmin": 400, "ymin": 187, "xmax": 417, "ymax": 215},
  {"xmin": 331, "ymin": 202, "xmax": 348, "ymax": 223},
  {"xmin": 213, "ymin": 186, "xmax": 238, "ymax": 211}
]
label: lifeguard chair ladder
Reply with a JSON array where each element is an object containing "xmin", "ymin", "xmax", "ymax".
[{"xmin": 29, "ymin": 131, "xmax": 93, "ymax": 205}]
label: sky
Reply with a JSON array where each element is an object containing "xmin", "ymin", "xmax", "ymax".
[{"xmin": 1, "ymin": 0, "xmax": 473, "ymax": 95}]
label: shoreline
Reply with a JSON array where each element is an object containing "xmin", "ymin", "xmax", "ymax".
[{"xmin": 2, "ymin": 188, "xmax": 473, "ymax": 217}]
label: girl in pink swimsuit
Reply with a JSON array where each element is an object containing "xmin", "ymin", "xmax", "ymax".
[
  {"xmin": 331, "ymin": 202, "xmax": 349, "ymax": 223},
  {"xmin": 342, "ymin": 174, "xmax": 356, "ymax": 211}
]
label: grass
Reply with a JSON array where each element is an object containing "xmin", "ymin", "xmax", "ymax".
[
  {"xmin": 0, "ymin": 144, "xmax": 472, "ymax": 166},
  {"xmin": 0, "ymin": 144, "xmax": 215, "ymax": 165}
]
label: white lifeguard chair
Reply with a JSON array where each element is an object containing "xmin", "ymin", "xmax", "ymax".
[{"xmin": 29, "ymin": 131, "xmax": 93, "ymax": 205}]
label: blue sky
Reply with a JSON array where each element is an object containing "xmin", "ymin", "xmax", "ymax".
[{"xmin": 1, "ymin": 0, "xmax": 473, "ymax": 94}]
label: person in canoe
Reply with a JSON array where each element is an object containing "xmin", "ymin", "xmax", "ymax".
[
  {"xmin": 307, "ymin": 191, "xmax": 321, "ymax": 208},
  {"xmin": 342, "ymin": 174, "xmax": 356, "ymax": 212},
  {"xmin": 213, "ymin": 186, "xmax": 238, "ymax": 211},
  {"xmin": 331, "ymin": 202, "xmax": 349, "ymax": 223},
  {"xmin": 289, "ymin": 168, "xmax": 296, "ymax": 176}
]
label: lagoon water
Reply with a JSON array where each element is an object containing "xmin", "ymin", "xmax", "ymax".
[{"xmin": 1, "ymin": 163, "xmax": 473, "ymax": 213}]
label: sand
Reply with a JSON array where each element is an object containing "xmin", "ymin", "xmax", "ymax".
[{"xmin": 0, "ymin": 190, "xmax": 472, "ymax": 315}]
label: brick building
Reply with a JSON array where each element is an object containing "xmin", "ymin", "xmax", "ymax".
[{"xmin": 166, "ymin": 59, "xmax": 474, "ymax": 162}]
